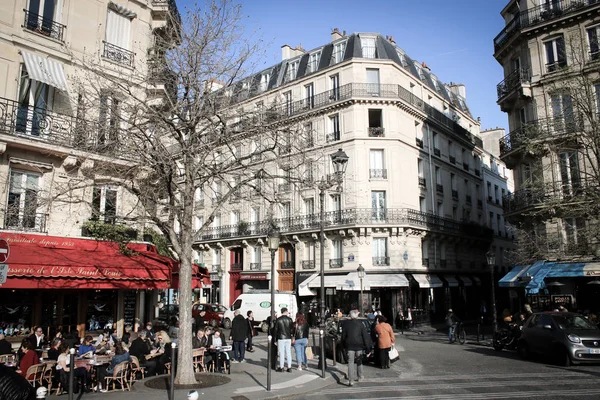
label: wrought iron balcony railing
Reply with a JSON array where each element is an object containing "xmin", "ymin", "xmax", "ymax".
[
  {"xmin": 326, "ymin": 132, "xmax": 341, "ymax": 142},
  {"xmin": 211, "ymin": 264, "xmax": 221, "ymax": 272},
  {"xmin": 301, "ymin": 260, "xmax": 315, "ymax": 269},
  {"xmin": 197, "ymin": 207, "xmax": 494, "ymax": 243},
  {"xmin": 23, "ymin": 9, "xmax": 66, "ymax": 42},
  {"xmin": 418, "ymin": 177, "xmax": 426, "ymax": 187},
  {"xmin": 497, "ymin": 68, "xmax": 531, "ymax": 101},
  {"xmin": 329, "ymin": 258, "xmax": 344, "ymax": 268},
  {"xmin": 280, "ymin": 261, "xmax": 294, "ymax": 269},
  {"xmin": 373, "ymin": 256, "xmax": 390, "ymax": 266},
  {"xmin": 231, "ymin": 263, "xmax": 242, "ymax": 271},
  {"xmin": 102, "ymin": 41, "xmax": 134, "ymax": 68},
  {"xmin": 368, "ymin": 127, "xmax": 385, "ymax": 137},
  {"xmin": 249, "ymin": 262, "xmax": 262, "ymax": 270},
  {"xmin": 434, "ymin": 148, "xmax": 441, "ymax": 156},
  {"xmin": 493, "ymin": 13, "xmax": 521, "ymax": 52},
  {"xmin": 3, "ymin": 209, "xmax": 47, "ymax": 233},
  {"xmin": 369, "ymin": 169, "xmax": 387, "ymax": 179}
]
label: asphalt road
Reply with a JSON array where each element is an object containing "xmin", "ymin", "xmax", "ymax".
[{"xmin": 290, "ymin": 332, "xmax": 600, "ymax": 400}]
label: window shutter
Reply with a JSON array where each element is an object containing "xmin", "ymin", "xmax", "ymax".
[
  {"xmin": 557, "ymin": 37, "xmax": 566, "ymax": 65},
  {"xmin": 106, "ymin": 9, "xmax": 131, "ymax": 50}
]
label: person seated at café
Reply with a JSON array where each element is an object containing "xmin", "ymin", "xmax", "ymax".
[
  {"xmin": 192, "ymin": 329, "xmax": 212, "ymax": 368},
  {"xmin": 0, "ymin": 332, "xmax": 12, "ymax": 355},
  {"xmin": 143, "ymin": 322, "xmax": 156, "ymax": 343},
  {"xmin": 78, "ymin": 335, "xmax": 96, "ymax": 357},
  {"xmin": 121, "ymin": 324, "xmax": 132, "ymax": 345},
  {"xmin": 207, "ymin": 329, "xmax": 230, "ymax": 372},
  {"xmin": 56, "ymin": 342, "xmax": 92, "ymax": 393},
  {"xmin": 28, "ymin": 326, "xmax": 46, "ymax": 349},
  {"xmin": 95, "ymin": 341, "xmax": 131, "ymax": 392},
  {"xmin": 155, "ymin": 331, "xmax": 173, "ymax": 375},
  {"xmin": 47, "ymin": 338, "xmax": 62, "ymax": 361},
  {"xmin": 128, "ymin": 330, "xmax": 157, "ymax": 376},
  {"xmin": 17, "ymin": 338, "xmax": 39, "ymax": 379}
]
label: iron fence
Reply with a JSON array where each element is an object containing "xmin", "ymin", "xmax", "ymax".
[{"xmin": 23, "ymin": 9, "xmax": 66, "ymax": 42}]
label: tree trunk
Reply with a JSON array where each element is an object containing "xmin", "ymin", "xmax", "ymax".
[{"xmin": 175, "ymin": 237, "xmax": 196, "ymax": 384}]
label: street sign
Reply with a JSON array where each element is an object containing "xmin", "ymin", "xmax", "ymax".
[
  {"xmin": 0, "ymin": 239, "xmax": 9, "ymax": 263},
  {"xmin": 0, "ymin": 264, "xmax": 8, "ymax": 284}
]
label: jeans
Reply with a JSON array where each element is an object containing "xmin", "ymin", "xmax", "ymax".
[
  {"xmin": 347, "ymin": 349, "xmax": 364, "ymax": 381},
  {"xmin": 293, "ymin": 338, "xmax": 308, "ymax": 366},
  {"xmin": 247, "ymin": 334, "xmax": 253, "ymax": 350},
  {"xmin": 277, "ymin": 338, "xmax": 292, "ymax": 369},
  {"xmin": 233, "ymin": 341, "xmax": 245, "ymax": 361},
  {"xmin": 448, "ymin": 324, "xmax": 456, "ymax": 342}
]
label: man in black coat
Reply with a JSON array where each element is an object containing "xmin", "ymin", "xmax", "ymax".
[
  {"xmin": 230, "ymin": 310, "xmax": 248, "ymax": 362},
  {"xmin": 0, "ymin": 332, "xmax": 12, "ymax": 355},
  {"xmin": 341, "ymin": 309, "xmax": 371, "ymax": 386},
  {"xmin": 28, "ymin": 326, "xmax": 46, "ymax": 349},
  {"xmin": 128, "ymin": 331, "xmax": 157, "ymax": 376},
  {"xmin": 0, "ymin": 364, "xmax": 34, "ymax": 400},
  {"xmin": 195, "ymin": 310, "xmax": 206, "ymax": 333}
]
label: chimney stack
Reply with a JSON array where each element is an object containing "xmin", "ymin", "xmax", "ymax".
[
  {"xmin": 331, "ymin": 27, "xmax": 343, "ymax": 41},
  {"xmin": 421, "ymin": 61, "xmax": 430, "ymax": 71},
  {"xmin": 449, "ymin": 83, "xmax": 466, "ymax": 99},
  {"xmin": 388, "ymin": 35, "xmax": 396, "ymax": 44},
  {"xmin": 281, "ymin": 44, "xmax": 293, "ymax": 61}
]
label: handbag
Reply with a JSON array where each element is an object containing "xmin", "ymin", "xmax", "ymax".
[
  {"xmin": 305, "ymin": 346, "xmax": 314, "ymax": 360},
  {"xmin": 388, "ymin": 345, "xmax": 399, "ymax": 363}
]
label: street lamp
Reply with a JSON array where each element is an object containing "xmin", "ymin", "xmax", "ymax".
[
  {"xmin": 266, "ymin": 226, "xmax": 280, "ymax": 392},
  {"xmin": 357, "ymin": 264, "xmax": 365, "ymax": 315},
  {"xmin": 486, "ymin": 250, "xmax": 498, "ymax": 335},
  {"xmin": 216, "ymin": 265, "xmax": 223, "ymax": 304}
]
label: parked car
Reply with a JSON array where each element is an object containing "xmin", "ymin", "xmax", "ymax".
[
  {"xmin": 518, "ymin": 312, "xmax": 600, "ymax": 366},
  {"xmin": 192, "ymin": 303, "xmax": 225, "ymax": 327},
  {"xmin": 323, "ymin": 317, "xmax": 374, "ymax": 364}
]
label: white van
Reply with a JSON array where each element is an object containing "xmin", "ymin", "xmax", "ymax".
[{"xmin": 222, "ymin": 291, "xmax": 297, "ymax": 332}]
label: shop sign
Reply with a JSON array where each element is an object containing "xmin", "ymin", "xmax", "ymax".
[
  {"xmin": 551, "ymin": 294, "xmax": 574, "ymax": 307},
  {"xmin": 240, "ymin": 273, "xmax": 267, "ymax": 281}
]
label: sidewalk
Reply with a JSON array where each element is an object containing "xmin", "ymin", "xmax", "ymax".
[{"xmin": 45, "ymin": 334, "xmax": 374, "ymax": 400}]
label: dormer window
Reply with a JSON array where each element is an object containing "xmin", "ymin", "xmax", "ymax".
[
  {"xmin": 260, "ymin": 72, "xmax": 270, "ymax": 92},
  {"xmin": 332, "ymin": 40, "xmax": 347, "ymax": 64},
  {"xmin": 396, "ymin": 50, "xmax": 406, "ymax": 67},
  {"xmin": 286, "ymin": 59, "xmax": 300, "ymax": 82},
  {"xmin": 308, "ymin": 52, "xmax": 321, "ymax": 73},
  {"xmin": 361, "ymin": 36, "xmax": 376, "ymax": 59}
]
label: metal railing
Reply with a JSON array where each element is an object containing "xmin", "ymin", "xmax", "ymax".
[
  {"xmin": 301, "ymin": 260, "xmax": 315, "ymax": 269},
  {"xmin": 211, "ymin": 264, "xmax": 221, "ymax": 272},
  {"xmin": 23, "ymin": 9, "xmax": 66, "ymax": 42},
  {"xmin": 3, "ymin": 209, "xmax": 47, "ymax": 233},
  {"xmin": 493, "ymin": 14, "xmax": 521, "ymax": 52},
  {"xmin": 249, "ymin": 262, "xmax": 262, "ymax": 271},
  {"xmin": 368, "ymin": 127, "xmax": 385, "ymax": 137},
  {"xmin": 197, "ymin": 207, "xmax": 494, "ymax": 242},
  {"xmin": 231, "ymin": 263, "xmax": 242, "ymax": 271},
  {"xmin": 329, "ymin": 258, "xmax": 343, "ymax": 268},
  {"xmin": 502, "ymin": 181, "xmax": 597, "ymax": 215},
  {"xmin": 436, "ymin": 184, "xmax": 444, "ymax": 193},
  {"xmin": 497, "ymin": 68, "xmax": 530, "ymax": 101},
  {"xmin": 373, "ymin": 256, "xmax": 390, "ymax": 266},
  {"xmin": 326, "ymin": 132, "xmax": 340, "ymax": 142},
  {"xmin": 418, "ymin": 177, "xmax": 426, "ymax": 187},
  {"xmin": 369, "ymin": 169, "xmax": 387, "ymax": 179},
  {"xmin": 102, "ymin": 41, "xmax": 134, "ymax": 68},
  {"xmin": 280, "ymin": 261, "xmax": 294, "ymax": 269}
]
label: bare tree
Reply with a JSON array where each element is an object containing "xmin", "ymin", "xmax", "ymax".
[{"xmin": 47, "ymin": 0, "xmax": 321, "ymax": 384}]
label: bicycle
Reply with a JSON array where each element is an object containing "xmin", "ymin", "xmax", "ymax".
[{"xmin": 451, "ymin": 321, "xmax": 466, "ymax": 345}]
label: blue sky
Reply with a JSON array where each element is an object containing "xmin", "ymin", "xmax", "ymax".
[{"xmin": 181, "ymin": 0, "xmax": 510, "ymax": 131}]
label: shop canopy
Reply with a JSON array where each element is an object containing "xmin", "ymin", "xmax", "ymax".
[
  {"xmin": 412, "ymin": 274, "xmax": 443, "ymax": 288},
  {"xmin": 458, "ymin": 276, "xmax": 473, "ymax": 287},
  {"xmin": 498, "ymin": 261, "xmax": 545, "ymax": 288},
  {"xmin": 545, "ymin": 263, "xmax": 599, "ymax": 278},
  {"xmin": 443, "ymin": 275, "xmax": 460, "ymax": 287},
  {"xmin": 0, "ymin": 232, "xmax": 210, "ymax": 290},
  {"xmin": 171, "ymin": 263, "xmax": 212, "ymax": 289}
]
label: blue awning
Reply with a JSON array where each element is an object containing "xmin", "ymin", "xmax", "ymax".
[
  {"xmin": 525, "ymin": 262, "xmax": 556, "ymax": 295},
  {"xmin": 498, "ymin": 264, "xmax": 534, "ymax": 288},
  {"xmin": 545, "ymin": 263, "xmax": 600, "ymax": 278}
]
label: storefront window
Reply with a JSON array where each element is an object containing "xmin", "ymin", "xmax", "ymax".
[
  {"xmin": 0, "ymin": 290, "xmax": 34, "ymax": 334},
  {"xmin": 86, "ymin": 290, "xmax": 117, "ymax": 331}
]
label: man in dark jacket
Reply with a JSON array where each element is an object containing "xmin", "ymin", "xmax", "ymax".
[
  {"xmin": 195, "ymin": 310, "xmax": 206, "ymax": 333},
  {"xmin": 0, "ymin": 332, "xmax": 12, "ymax": 355},
  {"xmin": 341, "ymin": 310, "xmax": 371, "ymax": 386},
  {"xmin": 273, "ymin": 307, "xmax": 294, "ymax": 372},
  {"xmin": 230, "ymin": 310, "xmax": 248, "ymax": 362},
  {"xmin": 128, "ymin": 331, "xmax": 157, "ymax": 376},
  {"xmin": 246, "ymin": 311, "xmax": 255, "ymax": 352},
  {"xmin": 0, "ymin": 364, "xmax": 34, "ymax": 400}
]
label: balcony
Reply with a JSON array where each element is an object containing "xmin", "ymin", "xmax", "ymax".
[
  {"xmin": 493, "ymin": 14, "xmax": 521, "ymax": 53},
  {"xmin": 3, "ymin": 209, "xmax": 47, "ymax": 233},
  {"xmin": 452, "ymin": 190, "xmax": 459, "ymax": 199},
  {"xmin": 102, "ymin": 41, "xmax": 134, "ymax": 68},
  {"xmin": 415, "ymin": 138, "xmax": 424, "ymax": 148},
  {"xmin": 433, "ymin": 148, "xmax": 441, "ymax": 156},
  {"xmin": 329, "ymin": 258, "xmax": 344, "ymax": 268},
  {"xmin": 301, "ymin": 260, "xmax": 315, "ymax": 269},
  {"xmin": 212, "ymin": 264, "xmax": 221, "ymax": 272},
  {"xmin": 326, "ymin": 132, "xmax": 341, "ymax": 142},
  {"xmin": 497, "ymin": 68, "xmax": 530, "ymax": 102},
  {"xmin": 231, "ymin": 263, "xmax": 242, "ymax": 271},
  {"xmin": 369, "ymin": 169, "xmax": 387, "ymax": 179},
  {"xmin": 546, "ymin": 60, "xmax": 568, "ymax": 73},
  {"xmin": 369, "ymin": 127, "xmax": 385, "ymax": 137},
  {"xmin": 449, "ymin": 156, "xmax": 456, "ymax": 164},
  {"xmin": 249, "ymin": 262, "xmax": 262, "ymax": 271},
  {"xmin": 499, "ymin": 114, "xmax": 584, "ymax": 160},
  {"xmin": 436, "ymin": 184, "xmax": 444, "ymax": 193},
  {"xmin": 23, "ymin": 9, "xmax": 66, "ymax": 42},
  {"xmin": 373, "ymin": 256, "xmax": 390, "ymax": 266},
  {"xmin": 418, "ymin": 177, "xmax": 427, "ymax": 188},
  {"xmin": 280, "ymin": 261, "xmax": 294, "ymax": 269}
]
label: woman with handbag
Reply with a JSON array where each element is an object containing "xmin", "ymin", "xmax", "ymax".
[
  {"xmin": 374, "ymin": 315, "xmax": 395, "ymax": 369},
  {"xmin": 293, "ymin": 313, "xmax": 309, "ymax": 370}
]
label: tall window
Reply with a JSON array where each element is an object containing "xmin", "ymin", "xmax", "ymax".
[
  {"xmin": 195, "ymin": 216, "xmax": 204, "ymax": 232},
  {"xmin": 305, "ymin": 83, "xmax": 314, "ymax": 109},
  {"xmin": 16, "ymin": 65, "xmax": 55, "ymax": 136},
  {"xmin": 563, "ymin": 218, "xmax": 586, "ymax": 251},
  {"xmin": 559, "ymin": 152, "xmax": 580, "ymax": 195},
  {"xmin": 331, "ymin": 240, "xmax": 343, "ymax": 263},
  {"xmin": 328, "ymin": 114, "xmax": 340, "ymax": 141},
  {"xmin": 369, "ymin": 150, "xmax": 385, "ymax": 179},
  {"xmin": 212, "ymin": 213, "xmax": 221, "ymax": 228},
  {"xmin": 419, "ymin": 196, "xmax": 426, "ymax": 213},
  {"xmin": 372, "ymin": 238, "xmax": 388, "ymax": 265},
  {"xmin": 213, "ymin": 248, "xmax": 221, "ymax": 266},
  {"xmin": 230, "ymin": 211, "xmax": 240, "ymax": 234},
  {"xmin": 7, "ymin": 170, "xmax": 40, "ymax": 229},
  {"xmin": 551, "ymin": 93, "xmax": 575, "ymax": 132},
  {"xmin": 308, "ymin": 52, "xmax": 321, "ymax": 73},
  {"xmin": 91, "ymin": 185, "xmax": 118, "ymax": 224},
  {"xmin": 544, "ymin": 36, "xmax": 566, "ymax": 73},
  {"xmin": 304, "ymin": 198, "xmax": 315, "ymax": 215},
  {"xmin": 330, "ymin": 74, "xmax": 340, "ymax": 100},
  {"xmin": 588, "ymin": 25, "xmax": 600, "ymax": 60},
  {"xmin": 366, "ymin": 68, "xmax": 380, "ymax": 96},
  {"xmin": 25, "ymin": 0, "xmax": 63, "ymax": 37},
  {"xmin": 371, "ymin": 191, "xmax": 386, "ymax": 221},
  {"xmin": 361, "ymin": 36, "xmax": 377, "ymax": 58},
  {"xmin": 98, "ymin": 94, "xmax": 120, "ymax": 146},
  {"xmin": 252, "ymin": 246, "xmax": 262, "ymax": 264},
  {"xmin": 303, "ymin": 122, "xmax": 314, "ymax": 148},
  {"xmin": 332, "ymin": 41, "xmax": 346, "ymax": 64},
  {"xmin": 284, "ymin": 91, "xmax": 292, "ymax": 116},
  {"xmin": 250, "ymin": 207, "xmax": 260, "ymax": 233},
  {"xmin": 286, "ymin": 60, "xmax": 299, "ymax": 81},
  {"xmin": 260, "ymin": 72, "xmax": 270, "ymax": 92}
]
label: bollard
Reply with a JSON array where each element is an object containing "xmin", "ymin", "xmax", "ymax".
[
  {"xmin": 266, "ymin": 335, "xmax": 272, "ymax": 391},
  {"xmin": 319, "ymin": 330, "xmax": 325, "ymax": 378},
  {"xmin": 169, "ymin": 343, "xmax": 177, "ymax": 400},
  {"xmin": 477, "ymin": 322, "xmax": 480, "ymax": 343},
  {"xmin": 68, "ymin": 348, "xmax": 75, "ymax": 400},
  {"xmin": 401, "ymin": 317, "xmax": 404, "ymax": 335},
  {"xmin": 332, "ymin": 337, "xmax": 336, "ymax": 366},
  {"xmin": 480, "ymin": 316, "xmax": 485, "ymax": 340}
]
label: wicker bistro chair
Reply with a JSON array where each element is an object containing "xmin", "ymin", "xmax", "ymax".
[
  {"xmin": 25, "ymin": 363, "xmax": 46, "ymax": 387},
  {"xmin": 192, "ymin": 348, "xmax": 205, "ymax": 373},
  {"xmin": 40, "ymin": 361, "xmax": 56, "ymax": 391},
  {"xmin": 129, "ymin": 356, "xmax": 145, "ymax": 387},
  {"xmin": 104, "ymin": 361, "xmax": 131, "ymax": 392}
]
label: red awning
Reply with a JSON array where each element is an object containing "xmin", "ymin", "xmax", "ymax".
[
  {"xmin": 171, "ymin": 264, "xmax": 212, "ymax": 289},
  {"xmin": 0, "ymin": 232, "xmax": 175, "ymax": 289}
]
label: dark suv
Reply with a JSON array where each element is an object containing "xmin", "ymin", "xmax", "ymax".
[
  {"xmin": 192, "ymin": 303, "xmax": 225, "ymax": 327},
  {"xmin": 518, "ymin": 312, "xmax": 600, "ymax": 366},
  {"xmin": 324, "ymin": 317, "xmax": 374, "ymax": 364}
]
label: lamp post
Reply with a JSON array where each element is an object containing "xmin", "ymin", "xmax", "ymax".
[
  {"xmin": 266, "ymin": 226, "xmax": 280, "ymax": 391},
  {"xmin": 486, "ymin": 250, "xmax": 498, "ymax": 335},
  {"xmin": 357, "ymin": 264, "xmax": 365, "ymax": 315},
  {"xmin": 216, "ymin": 265, "xmax": 223, "ymax": 304}
]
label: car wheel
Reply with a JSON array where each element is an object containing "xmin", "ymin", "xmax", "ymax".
[
  {"xmin": 493, "ymin": 339, "xmax": 504, "ymax": 351},
  {"xmin": 223, "ymin": 318, "xmax": 232, "ymax": 330},
  {"xmin": 517, "ymin": 341, "xmax": 530, "ymax": 360},
  {"xmin": 210, "ymin": 319, "xmax": 218, "ymax": 328},
  {"xmin": 556, "ymin": 346, "xmax": 572, "ymax": 367}
]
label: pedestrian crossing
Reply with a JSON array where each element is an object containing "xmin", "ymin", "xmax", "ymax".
[{"xmin": 305, "ymin": 371, "xmax": 600, "ymax": 399}]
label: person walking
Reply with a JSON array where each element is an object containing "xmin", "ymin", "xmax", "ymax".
[
  {"xmin": 293, "ymin": 312, "xmax": 309, "ymax": 370},
  {"xmin": 246, "ymin": 311, "xmax": 256, "ymax": 352},
  {"xmin": 273, "ymin": 307, "xmax": 294, "ymax": 372},
  {"xmin": 341, "ymin": 309, "xmax": 371, "ymax": 386},
  {"xmin": 445, "ymin": 309, "xmax": 458, "ymax": 343},
  {"xmin": 230, "ymin": 310, "xmax": 248, "ymax": 363},
  {"xmin": 374, "ymin": 315, "xmax": 394, "ymax": 369}
]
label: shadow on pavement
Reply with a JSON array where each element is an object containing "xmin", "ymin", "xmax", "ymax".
[{"xmin": 243, "ymin": 371, "xmax": 265, "ymax": 389}]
